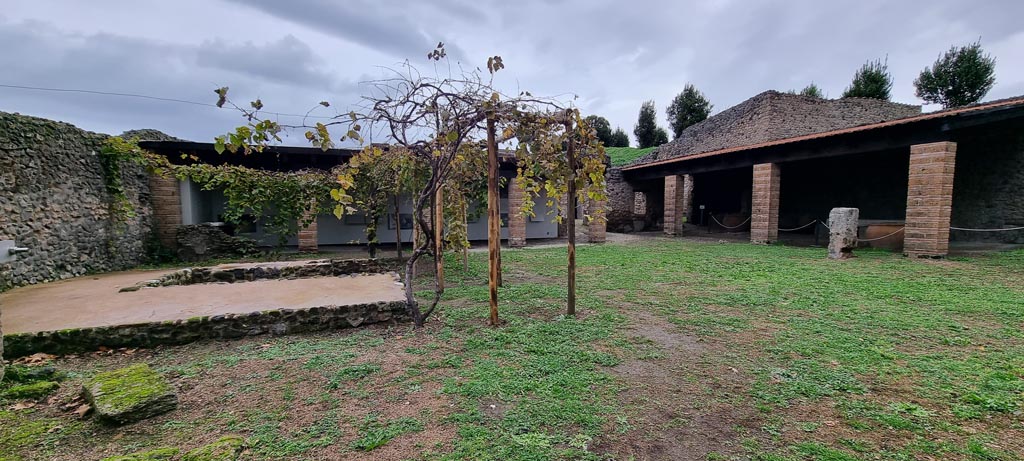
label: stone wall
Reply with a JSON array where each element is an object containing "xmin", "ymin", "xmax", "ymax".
[
  {"xmin": 176, "ymin": 224, "xmax": 257, "ymax": 262},
  {"xmin": 3, "ymin": 297, "xmax": 409, "ymax": 358},
  {"xmin": 122, "ymin": 258, "xmax": 403, "ymax": 291},
  {"xmin": 951, "ymin": 119, "xmax": 1024, "ymax": 243},
  {"xmin": 632, "ymin": 91, "xmax": 921, "ymax": 165},
  {"xmin": 0, "ymin": 112, "xmax": 153, "ymax": 290},
  {"xmin": 605, "ymin": 168, "xmax": 636, "ymax": 232}
]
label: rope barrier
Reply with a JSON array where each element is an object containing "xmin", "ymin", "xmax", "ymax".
[
  {"xmin": 710, "ymin": 215, "xmax": 751, "ymax": 230},
  {"xmin": 779, "ymin": 220, "xmax": 819, "ymax": 232},
  {"xmin": 950, "ymin": 225, "xmax": 1024, "ymax": 232},
  {"xmin": 858, "ymin": 227, "xmax": 905, "ymax": 242}
]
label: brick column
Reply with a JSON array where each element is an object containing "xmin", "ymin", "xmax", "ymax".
[
  {"xmin": 664, "ymin": 175, "xmax": 682, "ymax": 236},
  {"xmin": 508, "ymin": 177, "xmax": 527, "ymax": 247},
  {"xmin": 297, "ymin": 211, "xmax": 318, "ymax": 253},
  {"xmin": 149, "ymin": 174, "xmax": 182, "ymax": 247},
  {"xmin": 751, "ymin": 163, "xmax": 780, "ymax": 244},
  {"xmin": 587, "ymin": 197, "xmax": 607, "ymax": 243},
  {"xmin": 681, "ymin": 174, "xmax": 694, "ymax": 224},
  {"xmin": 663, "ymin": 174, "xmax": 694, "ymax": 236},
  {"xmin": 905, "ymin": 142, "xmax": 957, "ymax": 258}
]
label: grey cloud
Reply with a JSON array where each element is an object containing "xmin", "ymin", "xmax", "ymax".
[
  {"xmin": 2, "ymin": 0, "xmax": 1022, "ymax": 148},
  {"xmin": 196, "ymin": 35, "xmax": 334, "ymax": 89},
  {"xmin": 0, "ymin": 18, "xmax": 361, "ymax": 143},
  {"xmin": 224, "ymin": 0, "xmax": 469, "ymax": 62}
]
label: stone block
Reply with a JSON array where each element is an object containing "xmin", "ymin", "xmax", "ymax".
[
  {"xmin": 83, "ymin": 364, "xmax": 178, "ymax": 425},
  {"xmin": 828, "ymin": 207, "xmax": 859, "ymax": 259},
  {"xmin": 181, "ymin": 435, "xmax": 244, "ymax": 461}
]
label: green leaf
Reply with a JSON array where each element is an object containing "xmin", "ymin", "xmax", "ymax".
[{"xmin": 213, "ymin": 136, "xmax": 226, "ymax": 155}]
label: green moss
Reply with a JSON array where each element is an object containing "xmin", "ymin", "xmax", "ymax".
[
  {"xmin": 1, "ymin": 381, "xmax": 59, "ymax": 400},
  {"xmin": 100, "ymin": 447, "xmax": 180, "ymax": 461},
  {"xmin": 181, "ymin": 435, "xmax": 244, "ymax": 461},
  {"xmin": 604, "ymin": 146, "xmax": 656, "ymax": 166},
  {"xmin": 85, "ymin": 364, "xmax": 173, "ymax": 414},
  {"xmin": 0, "ymin": 410, "xmax": 67, "ymax": 458}
]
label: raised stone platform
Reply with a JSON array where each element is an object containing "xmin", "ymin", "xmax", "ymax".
[{"xmin": 1, "ymin": 262, "xmax": 408, "ymax": 358}]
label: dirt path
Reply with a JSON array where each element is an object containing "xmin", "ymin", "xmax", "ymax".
[{"xmin": 597, "ymin": 307, "xmax": 768, "ymax": 459}]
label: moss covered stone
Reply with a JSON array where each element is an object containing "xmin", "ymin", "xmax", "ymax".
[
  {"xmin": 83, "ymin": 364, "xmax": 177, "ymax": 425},
  {"xmin": 2, "ymin": 365, "xmax": 63, "ymax": 384},
  {"xmin": 1, "ymin": 381, "xmax": 60, "ymax": 400},
  {"xmin": 100, "ymin": 447, "xmax": 180, "ymax": 461},
  {"xmin": 181, "ymin": 435, "xmax": 244, "ymax": 461}
]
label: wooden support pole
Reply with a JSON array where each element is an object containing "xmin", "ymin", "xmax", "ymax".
[
  {"xmin": 394, "ymin": 195, "xmax": 403, "ymax": 259},
  {"xmin": 486, "ymin": 116, "xmax": 501, "ymax": 326},
  {"xmin": 434, "ymin": 186, "xmax": 444, "ymax": 292},
  {"xmin": 566, "ymin": 120, "xmax": 577, "ymax": 317},
  {"xmin": 462, "ymin": 200, "xmax": 470, "ymax": 271}
]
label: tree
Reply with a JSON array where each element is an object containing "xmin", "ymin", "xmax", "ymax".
[
  {"xmin": 584, "ymin": 115, "xmax": 613, "ymax": 146},
  {"xmin": 842, "ymin": 58, "xmax": 893, "ymax": 100},
  {"xmin": 799, "ymin": 83, "xmax": 825, "ymax": 99},
  {"xmin": 346, "ymin": 146, "xmax": 416, "ymax": 258},
  {"xmin": 212, "ymin": 44, "xmax": 606, "ymax": 327},
  {"xmin": 654, "ymin": 127, "xmax": 669, "ymax": 146},
  {"xmin": 634, "ymin": 100, "xmax": 666, "ymax": 148},
  {"xmin": 666, "ymin": 84, "xmax": 713, "ymax": 138},
  {"xmin": 608, "ymin": 128, "xmax": 630, "ymax": 147},
  {"xmin": 915, "ymin": 40, "xmax": 996, "ymax": 108}
]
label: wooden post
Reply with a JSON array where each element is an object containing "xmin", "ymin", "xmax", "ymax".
[
  {"xmin": 566, "ymin": 120, "xmax": 577, "ymax": 317},
  {"xmin": 497, "ymin": 190, "xmax": 503, "ymax": 288},
  {"xmin": 486, "ymin": 116, "xmax": 501, "ymax": 326},
  {"xmin": 394, "ymin": 195, "xmax": 403, "ymax": 259},
  {"xmin": 434, "ymin": 186, "xmax": 444, "ymax": 292},
  {"xmin": 462, "ymin": 200, "xmax": 470, "ymax": 271}
]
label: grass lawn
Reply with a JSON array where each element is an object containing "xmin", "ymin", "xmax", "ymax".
[
  {"xmin": 2, "ymin": 240, "xmax": 1023, "ymax": 460},
  {"xmin": 605, "ymin": 147, "xmax": 655, "ymax": 167}
]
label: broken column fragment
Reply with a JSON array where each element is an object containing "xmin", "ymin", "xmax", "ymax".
[{"xmin": 828, "ymin": 207, "xmax": 859, "ymax": 260}]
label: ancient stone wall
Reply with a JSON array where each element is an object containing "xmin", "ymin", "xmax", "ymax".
[
  {"xmin": 3, "ymin": 297, "xmax": 410, "ymax": 358},
  {"xmin": 950, "ymin": 119, "xmax": 1024, "ymax": 243},
  {"xmin": 632, "ymin": 91, "xmax": 921, "ymax": 165},
  {"xmin": 122, "ymin": 258, "xmax": 403, "ymax": 291},
  {"xmin": 605, "ymin": 167, "xmax": 636, "ymax": 232},
  {"xmin": 0, "ymin": 112, "xmax": 153, "ymax": 290}
]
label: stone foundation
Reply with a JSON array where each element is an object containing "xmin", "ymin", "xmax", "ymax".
[
  {"xmin": 3, "ymin": 295, "xmax": 410, "ymax": 358},
  {"xmin": 123, "ymin": 258, "xmax": 403, "ymax": 291},
  {"xmin": 176, "ymin": 224, "xmax": 258, "ymax": 262}
]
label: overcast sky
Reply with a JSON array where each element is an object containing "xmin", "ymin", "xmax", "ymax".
[{"xmin": 2, "ymin": 1, "xmax": 1022, "ymax": 146}]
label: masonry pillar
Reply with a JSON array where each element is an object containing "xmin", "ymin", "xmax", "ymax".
[
  {"xmin": 664, "ymin": 175, "xmax": 682, "ymax": 236},
  {"xmin": 587, "ymin": 197, "xmax": 607, "ymax": 243},
  {"xmin": 905, "ymin": 142, "xmax": 957, "ymax": 258},
  {"xmin": 681, "ymin": 174, "xmax": 694, "ymax": 225},
  {"xmin": 751, "ymin": 163, "xmax": 781, "ymax": 244},
  {"xmin": 508, "ymin": 177, "xmax": 527, "ymax": 248},
  {"xmin": 149, "ymin": 174, "xmax": 182, "ymax": 247},
  {"xmin": 663, "ymin": 174, "xmax": 694, "ymax": 236},
  {"xmin": 297, "ymin": 211, "xmax": 318, "ymax": 253}
]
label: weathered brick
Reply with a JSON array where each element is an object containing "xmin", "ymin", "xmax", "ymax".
[{"xmin": 905, "ymin": 142, "xmax": 956, "ymax": 257}]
